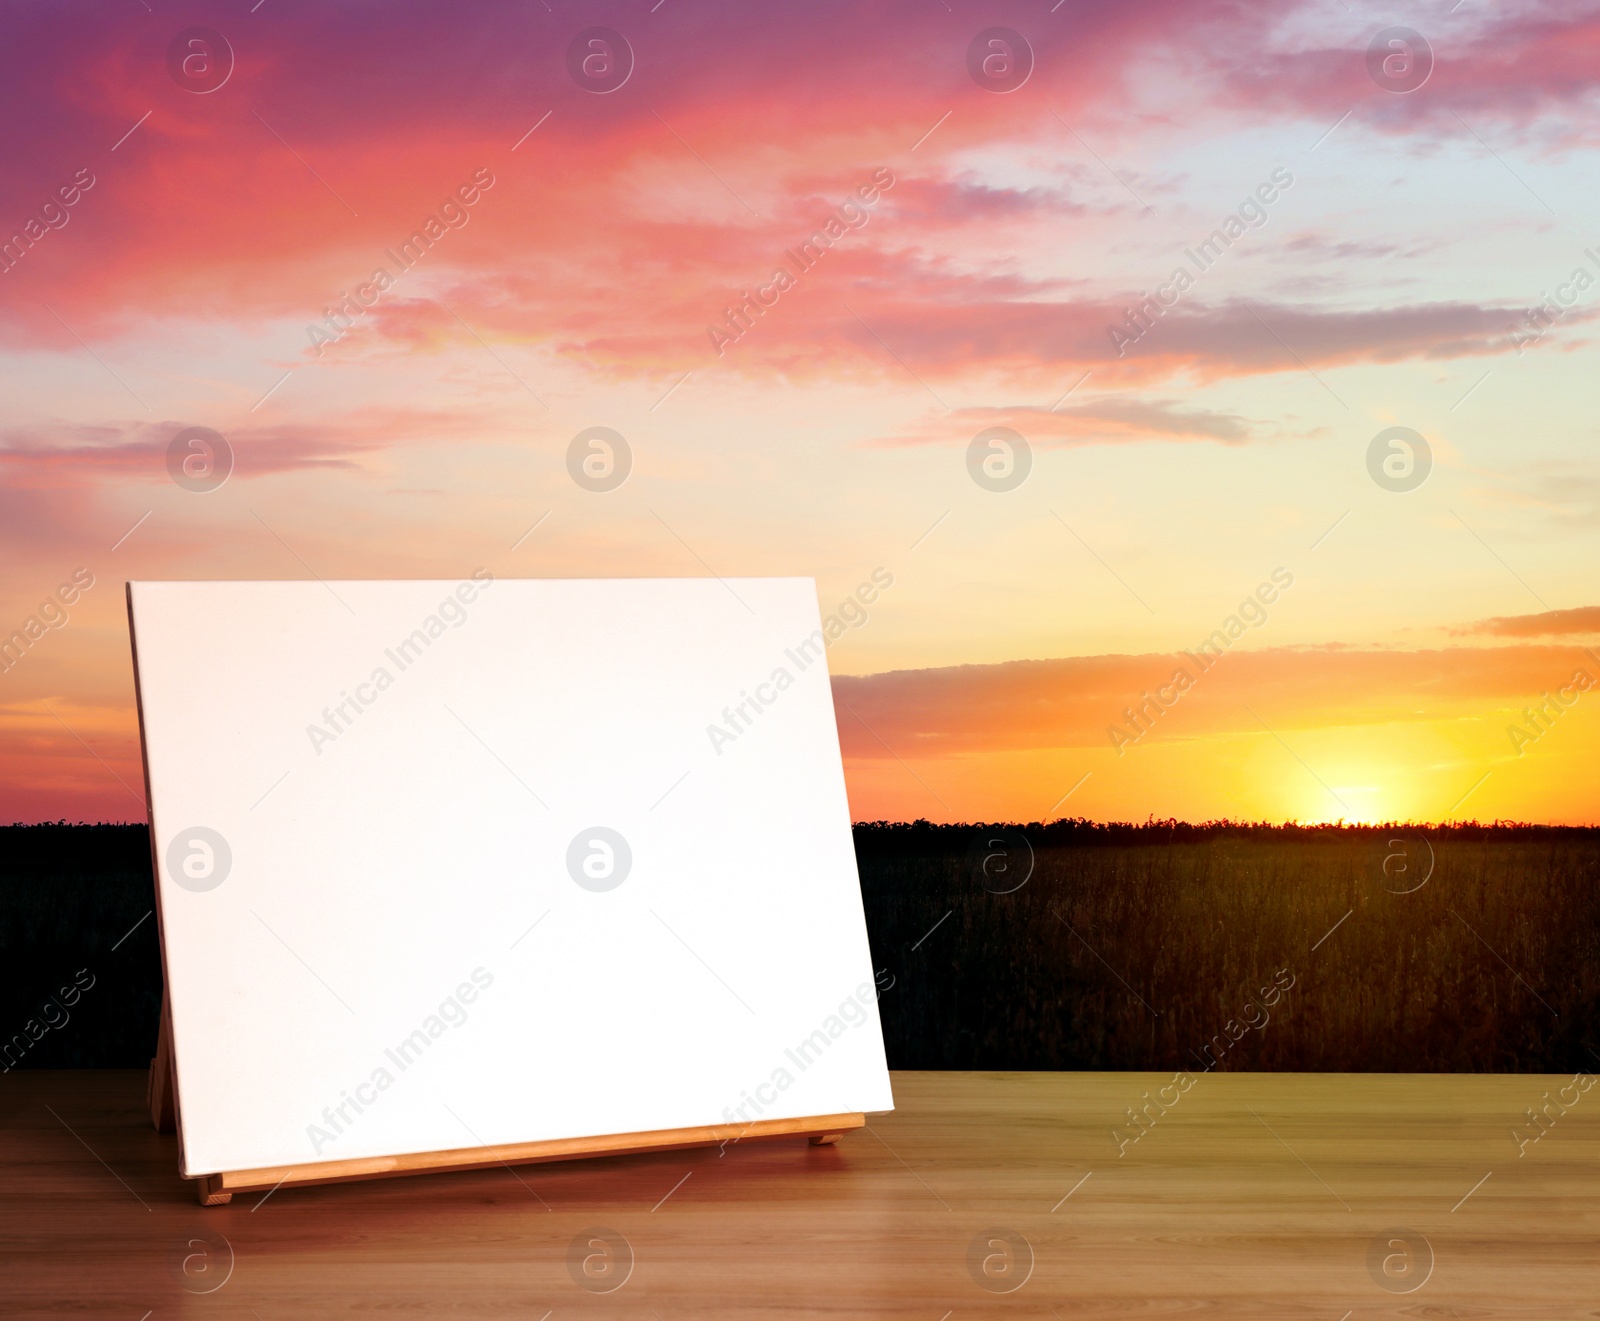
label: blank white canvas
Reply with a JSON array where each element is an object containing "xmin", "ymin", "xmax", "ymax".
[{"xmin": 128, "ymin": 577, "xmax": 893, "ymax": 1177}]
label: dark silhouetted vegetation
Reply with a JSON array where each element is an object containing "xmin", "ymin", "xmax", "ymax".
[
  {"xmin": 3, "ymin": 820, "xmax": 1595, "ymax": 1071},
  {"xmin": 857, "ymin": 819, "xmax": 1600, "ymax": 1071},
  {"xmin": 0, "ymin": 824, "xmax": 159, "ymax": 1069}
]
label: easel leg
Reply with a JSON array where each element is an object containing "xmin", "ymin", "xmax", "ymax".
[
  {"xmin": 148, "ymin": 992, "xmax": 176, "ymax": 1134},
  {"xmin": 197, "ymin": 1175, "xmax": 232, "ymax": 1206}
]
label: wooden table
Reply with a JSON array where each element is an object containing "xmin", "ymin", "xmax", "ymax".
[{"xmin": 3, "ymin": 1069, "xmax": 1594, "ymax": 1317}]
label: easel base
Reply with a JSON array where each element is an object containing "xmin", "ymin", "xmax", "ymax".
[
  {"xmin": 151, "ymin": 1003, "xmax": 861, "ymax": 1206},
  {"xmin": 190, "ymin": 1111, "xmax": 862, "ymax": 1205}
]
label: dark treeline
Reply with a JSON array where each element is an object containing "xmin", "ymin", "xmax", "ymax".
[{"xmin": 853, "ymin": 817, "xmax": 1600, "ymax": 854}]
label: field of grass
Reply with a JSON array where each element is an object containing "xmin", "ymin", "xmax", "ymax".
[
  {"xmin": 856, "ymin": 820, "xmax": 1600, "ymax": 1072},
  {"xmin": 2, "ymin": 821, "xmax": 1596, "ymax": 1072}
]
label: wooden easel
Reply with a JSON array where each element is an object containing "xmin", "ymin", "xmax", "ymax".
[
  {"xmin": 131, "ymin": 582, "xmax": 880, "ymax": 1207},
  {"xmin": 148, "ymin": 996, "xmax": 861, "ymax": 1206}
]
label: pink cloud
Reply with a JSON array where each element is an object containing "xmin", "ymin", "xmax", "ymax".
[
  {"xmin": 1214, "ymin": 5, "xmax": 1600, "ymax": 141},
  {"xmin": 2, "ymin": 0, "xmax": 1593, "ymax": 396},
  {"xmin": 865, "ymin": 398, "xmax": 1260, "ymax": 448}
]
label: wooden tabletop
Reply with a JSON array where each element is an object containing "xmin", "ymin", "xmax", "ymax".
[{"xmin": 3, "ymin": 1069, "xmax": 1594, "ymax": 1317}]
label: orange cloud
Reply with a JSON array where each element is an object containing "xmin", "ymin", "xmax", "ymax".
[
  {"xmin": 833, "ymin": 643, "xmax": 1600, "ymax": 758},
  {"xmin": 1457, "ymin": 606, "xmax": 1600, "ymax": 637}
]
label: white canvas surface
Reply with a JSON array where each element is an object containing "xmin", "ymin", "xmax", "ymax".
[{"xmin": 127, "ymin": 576, "xmax": 893, "ymax": 1177}]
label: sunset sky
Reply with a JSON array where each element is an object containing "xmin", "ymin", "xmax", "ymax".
[{"xmin": 3, "ymin": 0, "xmax": 1599, "ymax": 825}]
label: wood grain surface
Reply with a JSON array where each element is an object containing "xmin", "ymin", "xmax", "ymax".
[{"xmin": 3, "ymin": 1069, "xmax": 1595, "ymax": 1318}]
